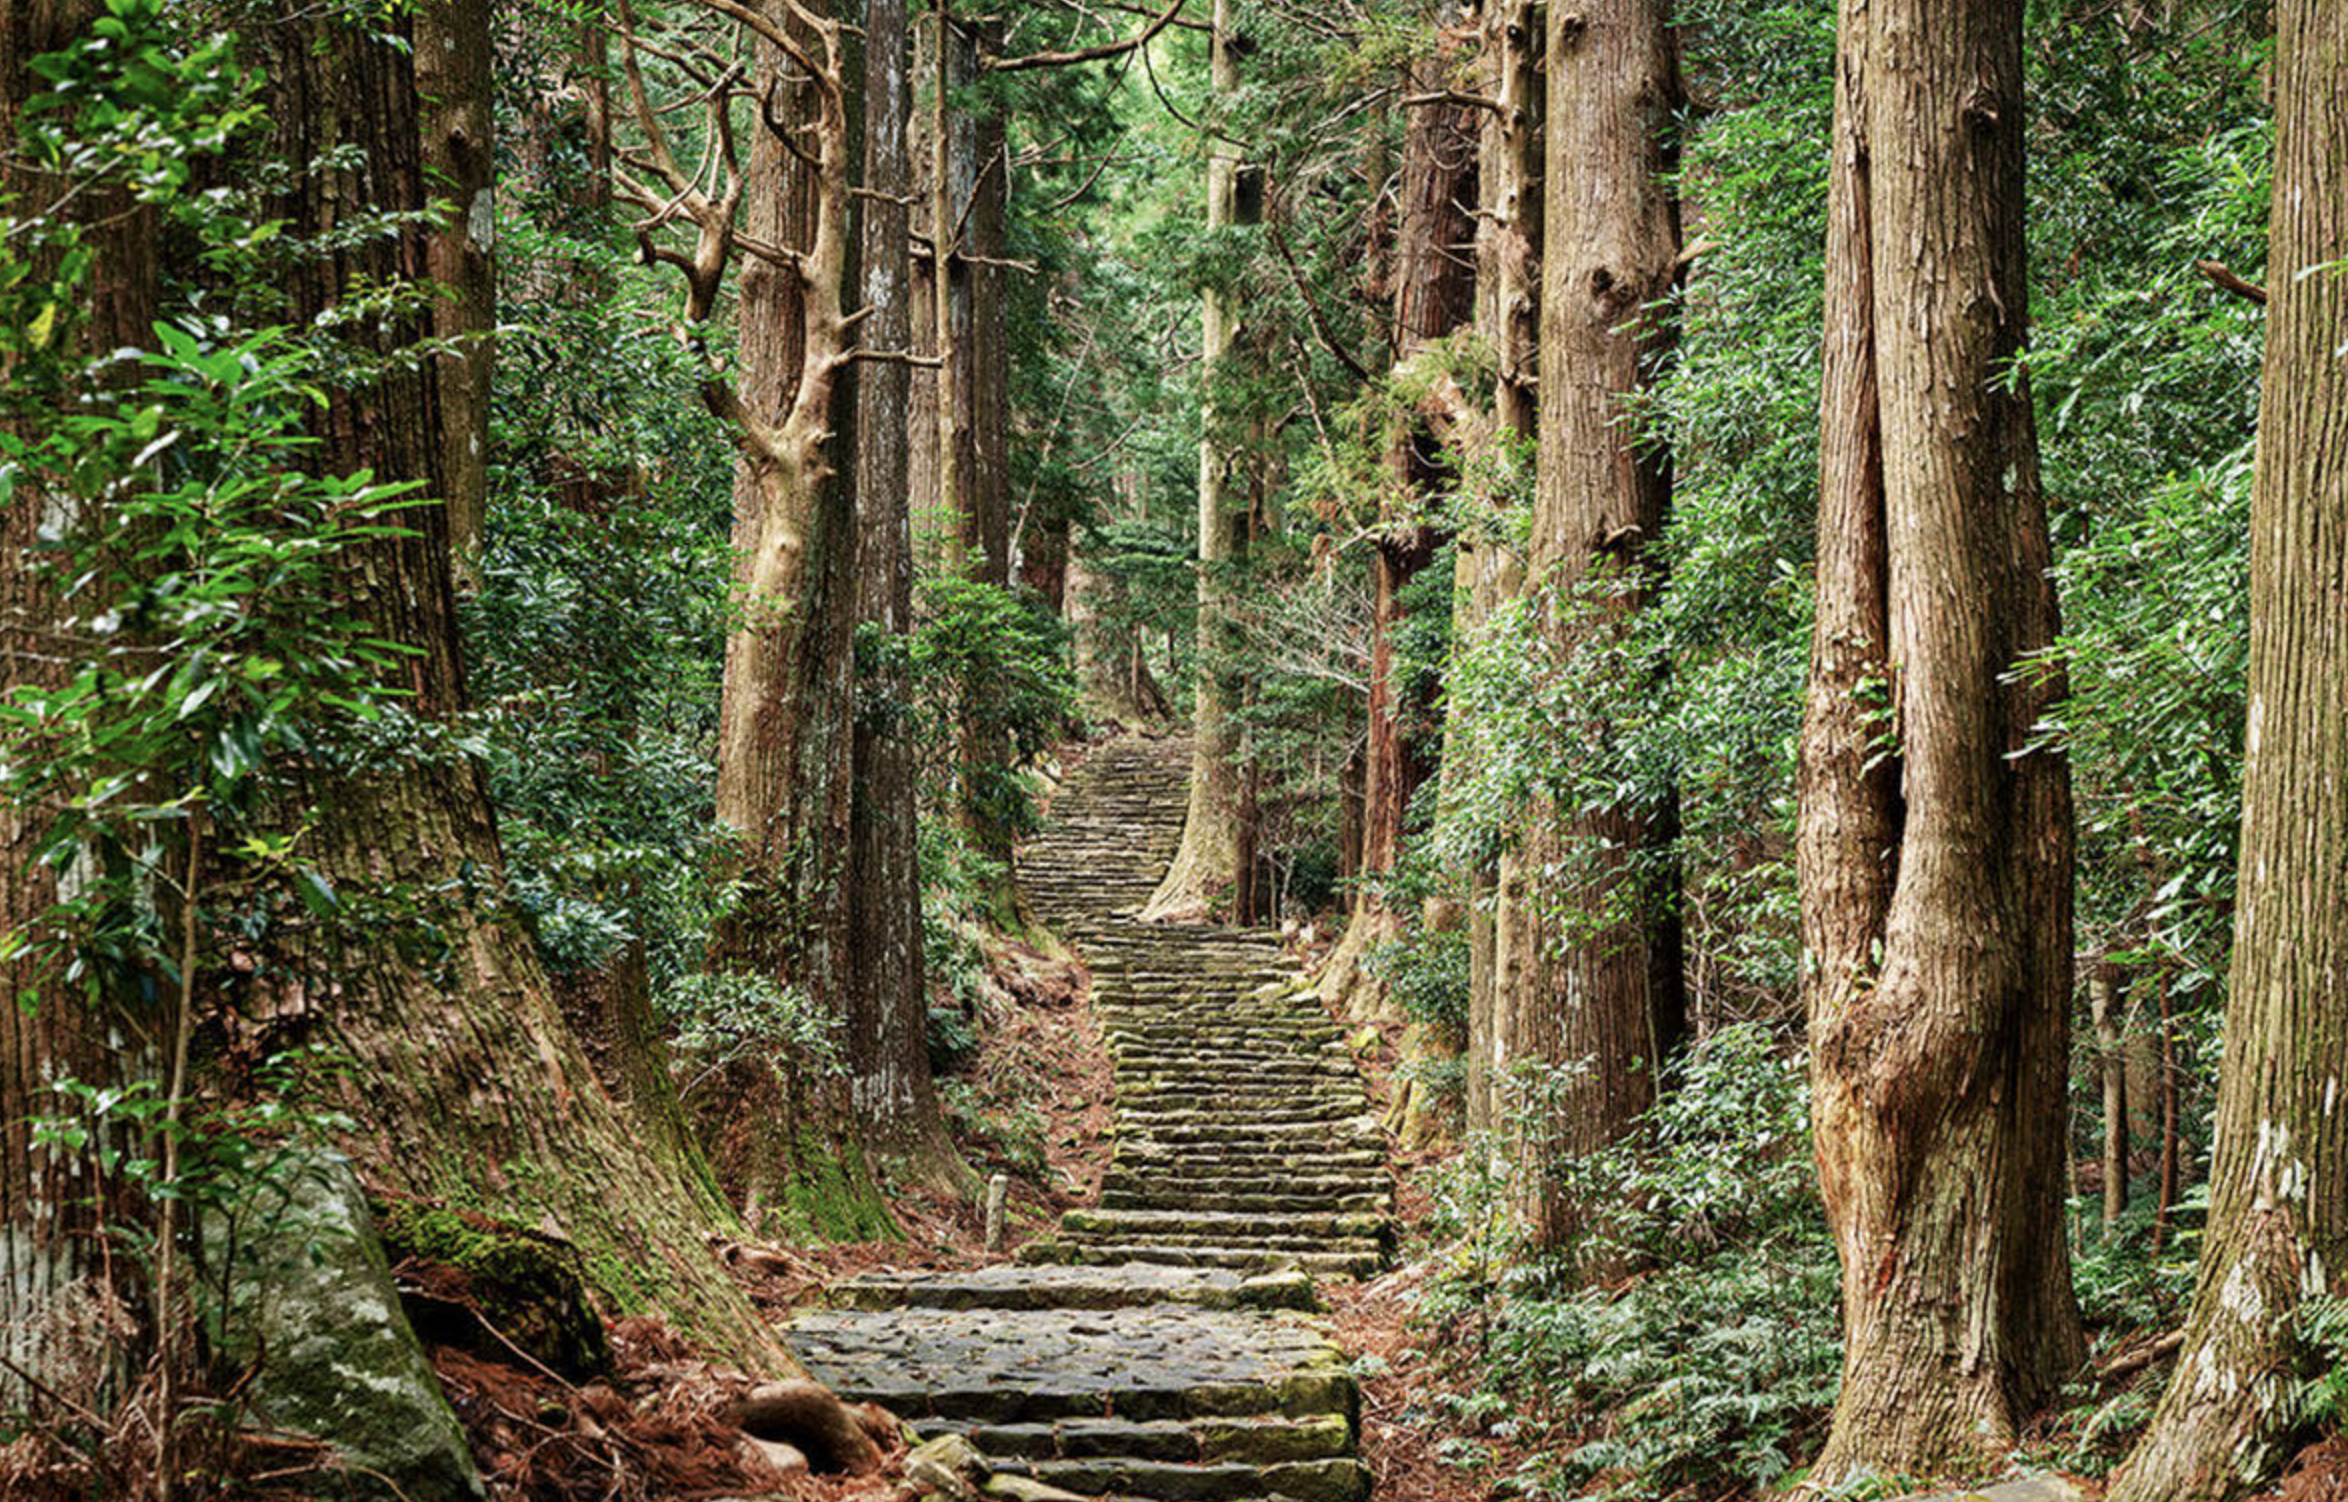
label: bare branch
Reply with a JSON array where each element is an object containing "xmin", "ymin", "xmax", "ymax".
[
  {"xmin": 990, "ymin": 0, "xmax": 1187, "ymax": 72},
  {"xmin": 2196, "ymin": 258, "xmax": 2268, "ymax": 304},
  {"xmin": 1402, "ymin": 89, "xmax": 1503, "ymax": 114}
]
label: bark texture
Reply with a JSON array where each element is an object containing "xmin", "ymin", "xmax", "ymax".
[
  {"xmin": 1456, "ymin": 0, "xmax": 1540, "ymax": 1138},
  {"xmin": 2104, "ymin": 0, "xmax": 2347, "ymax": 1490},
  {"xmin": 1491, "ymin": 0, "xmax": 1685, "ymax": 1256},
  {"xmin": 415, "ymin": 0, "xmax": 496, "ymax": 587},
  {"xmin": 1798, "ymin": 0, "xmax": 2084, "ymax": 1474},
  {"xmin": 849, "ymin": 0, "xmax": 970, "ymax": 1195},
  {"xmin": 1319, "ymin": 27, "xmax": 1479, "ymax": 1026},
  {"xmin": 0, "ymin": 0, "xmax": 157, "ymax": 1405},
  {"xmin": 684, "ymin": 4, "xmax": 894, "ymax": 1241},
  {"xmin": 266, "ymin": 6, "xmax": 787, "ymax": 1366},
  {"xmin": 1144, "ymin": 0, "xmax": 1248, "ymax": 922}
]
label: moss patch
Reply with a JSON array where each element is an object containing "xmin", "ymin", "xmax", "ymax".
[{"xmin": 377, "ymin": 1199, "xmax": 612, "ymax": 1380}]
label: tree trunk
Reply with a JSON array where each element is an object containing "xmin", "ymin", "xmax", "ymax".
[
  {"xmin": 2105, "ymin": 1, "xmax": 2347, "ymax": 1490},
  {"xmin": 699, "ymin": 5, "xmax": 894, "ymax": 1242},
  {"xmin": 415, "ymin": 0, "xmax": 495, "ymax": 589},
  {"xmin": 1798, "ymin": 0, "xmax": 2084, "ymax": 1475},
  {"xmin": 0, "ymin": 0, "xmax": 159, "ymax": 1407},
  {"xmin": 959, "ymin": 24, "xmax": 1018, "ymax": 890},
  {"xmin": 1456, "ymin": 0, "xmax": 1540, "ymax": 1139},
  {"xmin": 1144, "ymin": 0, "xmax": 1248, "ymax": 922},
  {"xmin": 849, "ymin": 0, "xmax": 972, "ymax": 1197},
  {"xmin": 267, "ymin": 6, "xmax": 788, "ymax": 1365},
  {"xmin": 1491, "ymin": 0, "xmax": 1685, "ymax": 1260},
  {"xmin": 2092, "ymin": 964, "xmax": 2129, "ymax": 1233},
  {"xmin": 1322, "ymin": 38, "xmax": 1478, "ymax": 1020}
]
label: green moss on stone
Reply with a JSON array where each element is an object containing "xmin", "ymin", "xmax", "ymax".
[{"xmin": 376, "ymin": 1201, "xmax": 611, "ymax": 1379}]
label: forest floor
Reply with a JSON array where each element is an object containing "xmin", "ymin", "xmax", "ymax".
[{"xmin": 412, "ymin": 927, "xmax": 1117, "ymax": 1502}]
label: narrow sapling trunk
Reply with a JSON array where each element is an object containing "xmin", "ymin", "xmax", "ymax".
[
  {"xmin": 1797, "ymin": 0, "xmax": 2085, "ymax": 1475},
  {"xmin": 2092, "ymin": 964, "xmax": 2129, "ymax": 1233},
  {"xmin": 2106, "ymin": 0, "xmax": 2348, "ymax": 1492}
]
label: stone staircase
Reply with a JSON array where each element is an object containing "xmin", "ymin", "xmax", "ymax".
[{"xmin": 787, "ymin": 735, "xmax": 1391, "ymax": 1502}]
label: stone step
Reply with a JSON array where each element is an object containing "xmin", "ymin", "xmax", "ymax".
[
  {"xmin": 829, "ymin": 1263, "xmax": 1317, "ymax": 1313},
  {"xmin": 1100, "ymin": 1188, "xmax": 1389, "ymax": 1216},
  {"xmin": 1112, "ymin": 1097, "xmax": 1370, "ymax": 1120},
  {"xmin": 1102, "ymin": 1169, "xmax": 1390, "ymax": 1196},
  {"xmin": 993, "ymin": 1455, "xmax": 1370, "ymax": 1502},
  {"xmin": 1059, "ymin": 1232, "xmax": 1386, "ymax": 1262},
  {"xmin": 907, "ymin": 1412, "xmax": 1352, "ymax": 1465},
  {"xmin": 1117, "ymin": 1122, "xmax": 1382, "ymax": 1150},
  {"xmin": 787, "ymin": 1305, "xmax": 1357, "ymax": 1425},
  {"xmin": 1117, "ymin": 1106, "xmax": 1368, "ymax": 1132},
  {"xmin": 1110, "ymin": 1149, "xmax": 1390, "ymax": 1176},
  {"xmin": 1022, "ymin": 1241, "xmax": 1385, "ymax": 1279},
  {"xmin": 1063, "ymin": 1210, "xmax": 1388, "ymax": 1247},
  {"xmin": 1112, "ymin": 1078, "xmax": 1364, "ymax": 1099},
  {"xmin": 1111, "ymin": 1058, "xmax": 1359, "ymax": 1079}
]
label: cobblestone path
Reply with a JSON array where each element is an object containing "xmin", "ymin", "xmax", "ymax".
[{"xmin": 788, "ymin": 737, "xmax": 1391, "ymax": 1502}]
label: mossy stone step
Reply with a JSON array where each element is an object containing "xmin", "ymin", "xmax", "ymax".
[
  {"xmin": 993, "ymin": 1456, "xmax": 1370, "ymax": 1502},
  {"xmin": 1022, "ymin": 1241, "xmax": 1385, "ymax": 1278},
  {"xmin": 1101, "ymin": 1189, "xmax": 1390, "ymax": 1216},
  {"xmin": 1102, "ymin": 1170, "xmax": 1390, "ymax": 1195},
  {"xmin": 1110, "ymin": 1150, "xmax": 1390, "ymax": 1176},
  {"xmin": 828, "ymin": 1263, "xmax": 1317, "ymax": 1313},
  {"xmin": 787, "ymin": 1307, "xmax": 1357, "ymax": 1425},
  {"xmin": 1064, "ymin": 1208, "xmax": 1388, "ymax": 1241},
  {"xmin": 907, "ymin": 1413, "xmax": 1353, "ymax": 1465}
]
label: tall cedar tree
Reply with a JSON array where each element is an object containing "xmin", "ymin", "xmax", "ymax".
[
  {"xmin": 1492, "ymin": 0, "xmax": 1686, "ymax": 1257},
  {"xmin": 1456, "ymin": 0, "xmax": 1540, "ymax": 1137},
  {"xmin": 0, "ymin": 0, "xmax": 158, "ymax": 1403},
  {"xmin": 2104, "ymin": 0, "xmax": 2347, "ymax": 1492},
  {"xmin": 604, "ymin": 0, "xmax": 892, "ymax": 1237},
  {"xmin": 851, "ymin": 0, "xmax": 971, "ymax": 1193},
  {"xmin": 1144, "ymin": 0, "xmax": 1247, "ymax": 921},
  {"xmin": 1796, "ymin": 0, "xmax": 2084, "ymax": 1474},
  {"xmin": 265, "ymin": 5, "xmax": 785, "ymax": 1365},
  {"xmin": 1318, "ymin": 17, "xmax": 1479, "ymax": 1027}
]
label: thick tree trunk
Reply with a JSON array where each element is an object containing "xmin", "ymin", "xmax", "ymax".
[
  {"xmin": 0, "ymin": 0, "xmax": 158, "ymax": 1406},
  {"xmin": 1456, "ymin": 0, "xmax": 1540, "ymax": 1139},
  {"xmin": 1322, "ymin": 44, "xmax": 1478, "ymax": 1022},
  {"xmin": 1491, "ymin": 0, "xmax": 1685, "ymax": 1259},
  {"xmin": 415, "ymin": 0, "xmax": 495, "ymax": 589},
  {"xmin": 267, "ymin": 7, "xmax": 788, "ymax": 1365},
  {"xmin": 2104, "ymin": 2, "xmax": 2347, "ymax": 1491},
  {"xmin": 849, "ymin": 0, "xmax": 971, "ymax": 1196},
  {"xmin": 700, "ymin": 8, "xmax": 893, "ymax": 1242},
  {"xmin": 1798, "ymin": 0, "xmax": 2084, "ymax": 1475},
  {"xmin": 1144, "ymin": 0, "xmax": 1247, "ymax": 922}
]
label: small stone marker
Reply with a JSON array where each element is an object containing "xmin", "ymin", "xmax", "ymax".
[{"xmin": 983, "ymin": 1172, "xmax": 1009, "ymax": 1251}]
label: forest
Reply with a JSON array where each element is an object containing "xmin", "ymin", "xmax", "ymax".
[{"xmin": 0, "ymin": 0, "xmax": 2343, "ymax": 1499}]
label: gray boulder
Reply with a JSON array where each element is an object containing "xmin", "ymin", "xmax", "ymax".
[{"xmin": 202, "ymin": 1147, "xmax": 483, "ymax": 1502}]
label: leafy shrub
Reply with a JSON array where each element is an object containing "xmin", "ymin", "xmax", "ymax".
[{"xmin": 1417, "ymin": 1026, "xmax": 1839, "ymax": 1500}]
